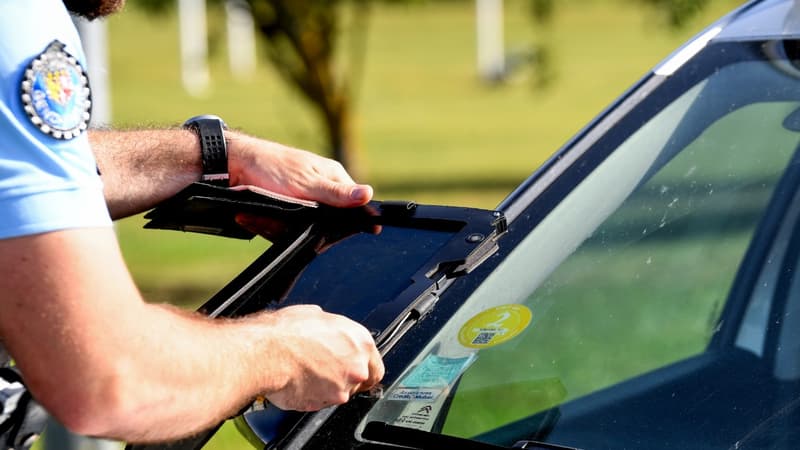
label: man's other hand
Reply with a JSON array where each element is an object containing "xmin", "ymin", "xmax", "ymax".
[{"xmin": 255, "ymin": 305, "xmax": 384, "ymax": 412}]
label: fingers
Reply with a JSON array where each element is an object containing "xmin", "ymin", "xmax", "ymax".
[
  {"xmin": 366, "ymin": 342, "xmax": 385, "ymax": 387},
  {"xmin": 317, "ymin": 159, "xmax": 356, "ymax": 186},
  {"xmin": 338, "ymin": 318, "xmax": 383, "ymax": 398},
  {"xmin": 349, "ymin": 184, "xmax": 374, "ymax": 206},
  {"xmin": 259, "ymin": 306, "xmax": 384, "ymax": 412},
  {"xmin": 346, "ymin": 323, "xmax": 385, "ymax": 397},
  {"xmin": 310, "ymin": 158, "xmax": 371, "ymax": 207},
  {"xmin": 315, "ymin": 182, "xmax": 373, "ymax": 208},
  {"xmin": 228, "ymin": 134, "xmax": 373, "ymax": 208},
  {"xmin": 351, "ymin": 340, "xmax": 385, "ymax": 396},
  {"xmin": 233, "ymin": 213, "xmax": 290, "ymax": 241}
]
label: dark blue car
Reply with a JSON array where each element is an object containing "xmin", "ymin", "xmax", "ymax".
[{"xmin": 136, "ymin": 1, "xmax": 800, "ymax": 448}]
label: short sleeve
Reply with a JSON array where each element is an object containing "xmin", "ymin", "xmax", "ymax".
[{"xmin": 0, "ymin": 0, "xmax": 112, "ymax": 239}]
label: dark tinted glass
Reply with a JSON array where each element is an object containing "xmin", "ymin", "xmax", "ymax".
[{"xmin": 280, "ymin": 226, "xmax": 456, "ymax": 319}]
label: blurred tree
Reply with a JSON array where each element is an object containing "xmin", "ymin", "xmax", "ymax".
[
  {"xmin": 132, "ymin": 0, "xmax": 371, "ymax": 175},
  {"xmin": 245, "ymin": 0, "xmax": 370, "ymax": 175}
]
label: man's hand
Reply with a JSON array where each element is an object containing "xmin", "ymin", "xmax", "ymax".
[
  {"xmin": 255, "ymin": 305, "xmax": 384, "ymax": 411},
  {"xmin": 227, "ymin": 134, "xmax": 373, "ymax": 208}
]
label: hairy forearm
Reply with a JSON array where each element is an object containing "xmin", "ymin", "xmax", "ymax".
[
  {"xmin": 89, "ymin": 129, "xmax": 203, "ymax": 219},
  {"xmin": 89, "ymin": 303, "xmax": 279, "ymax": 442},
  {"xmin": 0, "ymin": 226, "xmax": 382, "ymax": 442},
  {"xmin": 0, "ymin": 229, "xmax": 280, "ymax": 442}
]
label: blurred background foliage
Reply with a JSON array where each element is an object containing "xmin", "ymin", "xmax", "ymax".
[
  {"xmin": 129, "ymin": 0, "xmax": 715, "ymax": 177},
  {"xmin": 103, "ymin": 1, "xmax": 740, "ymax": 446}
]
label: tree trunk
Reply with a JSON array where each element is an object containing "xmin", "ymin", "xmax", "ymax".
[{"xmin": 320, "ymin": 97, "xmax": 362, "ymax": 179}]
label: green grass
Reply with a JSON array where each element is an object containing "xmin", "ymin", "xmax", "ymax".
[
  {"xmin": 96, "ymin": 0, "xmax": 745, "ymax": 448},
  {"xmin": 114, "ymin": 219, "xmax": 268, "ymax": 305}
]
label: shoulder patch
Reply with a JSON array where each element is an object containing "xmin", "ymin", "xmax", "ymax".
[{"xmin": 20, "ymin": 40, "xmax": 92, "ymax": 140}]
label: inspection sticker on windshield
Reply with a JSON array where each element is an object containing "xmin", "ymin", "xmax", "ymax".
[
  {"xmin": 457, "ymin": 304, "xmax": 532, "ymax": 349},
  {"xmin": 387, "ymin": 353, "xmax": 476, "ymax": 403},
  {"xmin": 387, "ymin": 354, "xmax": 476, "ymax": 431},
  {"xmin": 387, "ymin": 388, "xmax": 444, "ymax": 402},
  {"xmin": 400, "ymin": 354, "xmax": 476, "ymax": 388}
]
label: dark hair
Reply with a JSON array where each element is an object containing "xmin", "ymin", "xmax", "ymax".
[{"xmin": 62, "ymin": 0, "xmax": 125, "ymax": 20}]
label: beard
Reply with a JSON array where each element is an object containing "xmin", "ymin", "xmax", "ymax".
[{"xmin": 63, "ymin": 0, "xmax": 126, "ymax": 20}]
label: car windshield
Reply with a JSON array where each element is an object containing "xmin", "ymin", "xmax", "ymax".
[{"xmin": 359, "ymin": 39, "xmax": 800, "ymax": 449}]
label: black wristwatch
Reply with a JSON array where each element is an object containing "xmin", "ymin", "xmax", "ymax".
[{"xmin": 183, "ymin": 114, "xmax": 229, "ymax": 185}]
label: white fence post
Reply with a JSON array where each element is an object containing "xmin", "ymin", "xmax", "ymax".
[
  {"xmin": 178, "ymin": 0, "xmax": 211, "ymax": 96},
  {"xmin": 73, "ymin": 17, "xmax": 112, "ymax": 126},
  {"xmin": 226, "ymin": 0, "xmax": 257, "ymax": 80},
  {"xmin": 476, "ymin": 0, "xmax": 505, "ymax": 81}
]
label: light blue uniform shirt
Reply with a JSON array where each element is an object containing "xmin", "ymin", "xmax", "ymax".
[{"xmin": 0, "ymin": 0, "xmax": 111, "ymax": 239}]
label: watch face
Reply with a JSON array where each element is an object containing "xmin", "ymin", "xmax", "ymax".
[
  {"xmin": 184, "ymin": 114, "xmax": 227, "ymax": 129},
  {"xmin": 184, "ymin": 116, "xmax": 228, "ymax": 182}
]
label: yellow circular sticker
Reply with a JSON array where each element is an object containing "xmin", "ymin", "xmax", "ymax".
[{"xmin": 457, "ymin": 304, "xmax": 532, "ymax": 349}]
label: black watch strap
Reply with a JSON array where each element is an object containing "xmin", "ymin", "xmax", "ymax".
[{"xmin": 183, "ymin": 115, "xmax": 229, "ymax": 186}]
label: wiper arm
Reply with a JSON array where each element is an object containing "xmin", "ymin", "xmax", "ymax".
[{"xmin": 361, "ymin": 421, "xmax": 581, "ymax": 450}]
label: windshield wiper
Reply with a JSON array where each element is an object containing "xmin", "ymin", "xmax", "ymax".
[{"xmin": 361, "ymin": 421, "xmax": 581, "ymax": 450}]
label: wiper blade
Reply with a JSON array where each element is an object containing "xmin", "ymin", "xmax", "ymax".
[{"xmin": 361, "ymin": 421, "xmax": 580, "ymax": 450}]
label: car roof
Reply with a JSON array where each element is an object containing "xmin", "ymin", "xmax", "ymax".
[
  {"xmin": 715, "ymin": 0, "xmax": 800, "ymax": 41},
  {"xmin": 653, "ymin": 0, "xmax": 800, "ymax": 75}
]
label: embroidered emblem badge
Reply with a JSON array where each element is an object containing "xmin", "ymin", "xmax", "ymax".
[{"xmin": 20, "ymin": 40, "xmax": 92, "ymax": 140}]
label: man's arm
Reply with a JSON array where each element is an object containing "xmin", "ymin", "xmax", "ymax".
[
  {"xmin": 0, "ymin": 227, "xmax": 383, "ymax": 442},
  {"xmin": 0, "ymin": 126, "xmax": 384, "ymax": 442},
  {"xmin": 89, "ymin": 129, "xmax": 201, "ymax": 219},
  {"xmin": 90, "ymin": 128, "xmax": 373, "ymax": 219}
]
